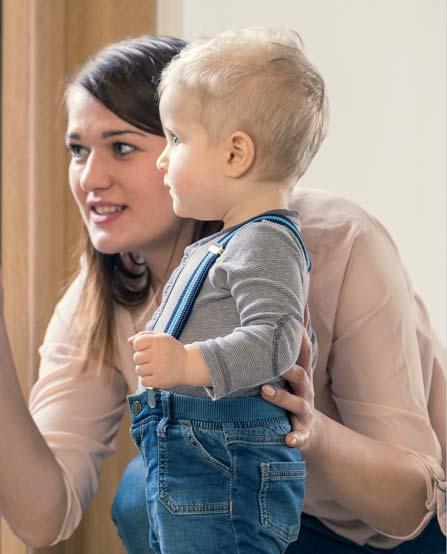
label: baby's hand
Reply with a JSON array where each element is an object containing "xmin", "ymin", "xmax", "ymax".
[{"xmin": 129, "ymin": 331, "xmax": 188, "ymax": 388}]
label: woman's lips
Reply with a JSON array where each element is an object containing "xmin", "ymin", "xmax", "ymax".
[{"xmin": 90, "ymin": 205, "xmax": 127, "ymax": 224}]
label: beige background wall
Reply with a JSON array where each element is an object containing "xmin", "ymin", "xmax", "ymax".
[
  {"xmin": 1, "ymin": 1, "xmax": 156, "ymax": 552},
  {"xmin": 159, "ymin": 0, "xmax": 447, "ymax": 340}
]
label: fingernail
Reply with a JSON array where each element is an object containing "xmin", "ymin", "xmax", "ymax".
[
  {"xmin": 262, "ymin": 385, "xmax": 275, "ymax": 397},
  {"xmin": 289, "ymin": 434, "xmax": 298, "ymax": 446}
]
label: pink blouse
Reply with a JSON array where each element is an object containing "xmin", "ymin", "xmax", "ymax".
[{"xmin": 29, "ymin": 188, "xmax": 446, "ymax": 547}]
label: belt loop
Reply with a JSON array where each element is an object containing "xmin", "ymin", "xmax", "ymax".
[
  {"xmin": 161, "ymin": 391, "xmax": 171, "ymax": 419},
  {"xmin": 127, "ymin": 400, "xmax": 135, "ymax": 423}
]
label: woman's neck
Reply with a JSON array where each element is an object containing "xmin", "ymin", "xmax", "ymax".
[{"xmin": 142, "ymin": 219, "xmax": 197, "ymax": 294}]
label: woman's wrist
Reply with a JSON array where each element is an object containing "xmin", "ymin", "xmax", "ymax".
[
  {"xmin": 298, "ymin": 408, "xmax": 324, "ymax": 456},
  {"xmin": 297, "ymin": 410, "xmax": 429, "ymax": 536}
]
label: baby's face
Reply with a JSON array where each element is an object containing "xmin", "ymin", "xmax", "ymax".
[{"xmin": 157, "ymin": 86, "xmax": 231, "ymax": 221}]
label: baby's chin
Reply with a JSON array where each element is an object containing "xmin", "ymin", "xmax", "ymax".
[{"xmin": 172, "ymin": 201, "xmax": 219, "ymax": 222}]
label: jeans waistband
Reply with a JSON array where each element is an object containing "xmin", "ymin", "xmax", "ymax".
[{"xmin": 127, "ymin": 389, "xmax": 288, "ymax": 425}]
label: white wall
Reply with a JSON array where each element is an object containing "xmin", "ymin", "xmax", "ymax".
[{"xmin": 158, "ymin": 0, "xmax": 446, "ymax": 339}]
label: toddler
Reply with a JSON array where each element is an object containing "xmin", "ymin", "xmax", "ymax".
[{"xmin": 128, "ymin": 27, "xmax": 328, "ymax": 554}]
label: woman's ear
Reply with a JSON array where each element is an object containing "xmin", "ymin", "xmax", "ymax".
[{"xmin": 224, "ymin": 131, "xmax": 255, "ymax": 178}]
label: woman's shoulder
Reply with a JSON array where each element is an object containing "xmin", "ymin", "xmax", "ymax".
[
  {"xmin": 290, "ymin": 188, "xmax": 379, "ymax": 233},
  {"xmin": 290, "ymin": 188, "xmax": 400, "ymax": 262},
  {"xmin": 41, "ymin": 260, "xmax": 140, "ymax": 385}
]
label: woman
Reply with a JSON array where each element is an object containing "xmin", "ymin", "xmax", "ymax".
[{"xmin": 0, "ymin": 35, "xmax": 445, "ymax": 552}]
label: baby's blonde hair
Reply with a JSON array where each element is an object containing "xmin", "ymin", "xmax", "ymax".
[{"xmin": 159, "ymin": 27, "xmax": 329, "ymax": 182}]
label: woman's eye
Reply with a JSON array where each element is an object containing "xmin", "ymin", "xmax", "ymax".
[
  {"xmin": 68, "ymin": 144, "xmax": 88, "ymax": 159},
  {"xmin": 113, "ymin": 142, "xmax": 136, "ymax": 156},
  {"xmin": 172, "ymin": 135, "xmax": 180, "ymax": 145}
]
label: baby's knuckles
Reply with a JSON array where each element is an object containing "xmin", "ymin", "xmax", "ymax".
[
  {"xmin": 132, "ymin": 331, "xmax": 154, "ymax": 351},
  {"xmin": 146, "ymin": 335, "xmax": 188, "ymax": 387}
]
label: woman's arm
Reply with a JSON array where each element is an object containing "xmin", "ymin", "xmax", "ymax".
[
  {"xmin": 262, "ymin": 223, "xmax": 445, "ymax": 539},
  {"xmin": 263, "ymin": 375, "xmax": 428, "ymax": 537},
  {"xmin": 0, "ymin": 280, "xmax": 67, "ymax": 547},
  {"xmin": 0, "ymin": 271, "xmax": 128, "ymax": 547}
]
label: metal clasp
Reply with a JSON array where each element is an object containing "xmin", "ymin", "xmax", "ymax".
[
  {"xmin": 146, "ymin": 387, "xmax": 156, "ymax": 408},
  {"xmin": 208, "ymin": 244, "xmax": 224, "ymax": 255}
]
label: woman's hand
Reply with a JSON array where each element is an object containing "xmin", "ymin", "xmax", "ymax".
[
  {"xmin": 261, "ymin": 305, "xmax": 319, "ymax": 451},
  {"xmin": 263, "ymin": 306, "xmax": 431, "ymax": 536}
]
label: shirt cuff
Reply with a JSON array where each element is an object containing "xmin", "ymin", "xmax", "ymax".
[
  {"xmin": 48, "ymin": 456, "xmax": 83, "ymax": 544},
  {"xmin": 374, "ymin": 448, "xmax": 446, "ymax": 540}
]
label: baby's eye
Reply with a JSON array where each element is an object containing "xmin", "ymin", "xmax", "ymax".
[
  {"xmin": 166, "ymin": 132, "xmax": 180, "ymax": 146},
  {"xmin": 67, "ymin": 144, "xmax": 88, "ymax": 159},
  {"xmin": 113, "ymin": 142, "xmax": 136, "ymax": 156}
]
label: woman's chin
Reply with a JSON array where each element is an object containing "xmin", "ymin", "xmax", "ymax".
[{"xmin": 89, "ymin": 236, "xmax": 123, "ymax": 255}]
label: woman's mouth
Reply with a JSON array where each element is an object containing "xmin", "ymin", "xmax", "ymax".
[{"xmin": 90, "ymin": 205, "xmax": 127, "ymax": 224}]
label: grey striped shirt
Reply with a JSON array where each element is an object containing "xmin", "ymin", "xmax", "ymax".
[{"xmin": 143, "ymin": 209, "xmax": 317, "ymax": 399}]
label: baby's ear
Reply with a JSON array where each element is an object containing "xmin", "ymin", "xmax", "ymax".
[{"xmin": 224, "ymin": 131, "xmax": 255, "ymax": 178}]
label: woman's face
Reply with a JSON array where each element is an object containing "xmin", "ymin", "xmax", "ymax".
[{"xmin": 66, "ymin": 86, "xmax": 179, "ymax": 259}]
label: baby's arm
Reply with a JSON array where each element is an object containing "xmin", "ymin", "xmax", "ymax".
[
  {"xmin": 131, "ymin": 220, "xmax": 309, "ymax": 394},
  {"xmin": 195, "ymin": 220, "xmax": 310, "ymax": 398}
]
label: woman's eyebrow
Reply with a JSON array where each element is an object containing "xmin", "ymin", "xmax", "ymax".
[
  {"xmin": 101, "ymin": 129, "xmax": 147, "ymax": 138},
  {"xmin": 65, "ymin": 129, "xmax": 147, "ymax": 141}
]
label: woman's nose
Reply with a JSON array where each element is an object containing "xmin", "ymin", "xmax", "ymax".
[
  {"xmin": 79, "ymin": 152, "xmax": 112, "ymax": 192},
  {"xmin": 156, "ymin": 146, "xmax": 169, "ymax": 172}
]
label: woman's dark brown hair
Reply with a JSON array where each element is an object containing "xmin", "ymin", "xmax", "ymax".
[{"xmin": 67, "ymin": 36, "xmax": 218, "ymax": 373}]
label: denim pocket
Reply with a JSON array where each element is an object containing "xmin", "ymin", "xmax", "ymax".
[
  {"xmin": 259, "ymin": 461, "xmax": 306, "ymax": 543},
  {"xmin": 157, "ymin": 419, "xmax": 231, "ymax": 515}
]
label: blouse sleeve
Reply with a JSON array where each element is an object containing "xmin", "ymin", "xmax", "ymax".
[
  {"xmin": 28, "ymin": 272, "xmax": 129, "ymax": 543},
  {"xmin": 330, "ymin": 217, "xmax": 446, "ymax": 539}
]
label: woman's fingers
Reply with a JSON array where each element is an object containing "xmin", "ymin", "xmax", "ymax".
[
  {"xmin": 261, "ymin": 382, "xmax": 312, "ymax": 418},
  {"xmin": 286, "ymin": 415, "xmax": 311, "ymax": 447},
  {"xmin": 296, "ymin": 325, "xmax": 313, "ymax": 378},
  {"xmin": 304, "ymin": 304, "xmax": 310, "ymax": 331},
  {"xmin": 281, "ymin": 364, "xmax": 315, "ymax": 403},
  {"xmin": 261, "ymin": 384, "xmax": 314, "ymax": 448}
]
